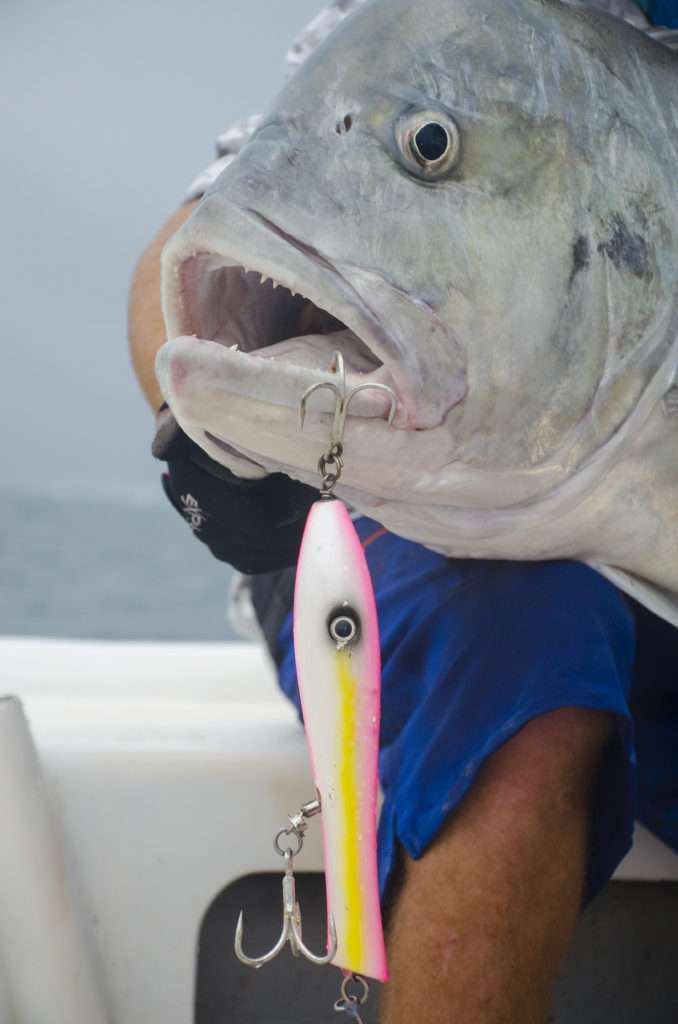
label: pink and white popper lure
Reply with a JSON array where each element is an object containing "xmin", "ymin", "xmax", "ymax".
[
  {"xmin": 293, "ymin": 352, "xmax": 397, "ymax": 988},
  {"xmin": 234, "ymin": 351, "xmax": 397, "ymax": 1013},
  {"xmin": 294, "ymin": 492, "xmax": 388, "ymax": 983}
]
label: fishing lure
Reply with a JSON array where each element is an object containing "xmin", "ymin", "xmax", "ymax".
[
  {"xmin": 235, "ymin": 352, "xmax": 397, "ymax": 1013},
  {"xmin": 294, "ymin": 489, "xmax": 386, "ymax": 980}
]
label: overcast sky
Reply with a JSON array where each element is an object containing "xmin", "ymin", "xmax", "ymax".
[{"xmin": 1, "ymin": 0, "xmax": 321, "ymax": 493}]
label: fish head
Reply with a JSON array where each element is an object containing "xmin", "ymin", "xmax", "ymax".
[{"xmin": 157, "ymin": 0, "xmax": 678, "ymax": 517}]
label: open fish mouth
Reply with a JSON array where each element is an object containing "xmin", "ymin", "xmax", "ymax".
[
  {"xmin": 161, "ymin": 206, "xmax": 410, "ymax": 433},
  {"xmin": 158, "ymin": 200, "xmax": 467, "ymax": 482},
  {"xmin": 177, "ymin": 250, "xmax": 388, "ymax": 383}
]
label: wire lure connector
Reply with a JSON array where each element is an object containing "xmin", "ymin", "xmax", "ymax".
[{"xmin": 234, "ymin": 799, "xmax": 337, "ymax": 968}]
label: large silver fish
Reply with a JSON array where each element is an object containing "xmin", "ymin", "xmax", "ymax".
[{"xmin": 156, "ymin": 0, "xmax": 678, "ymax": 625}]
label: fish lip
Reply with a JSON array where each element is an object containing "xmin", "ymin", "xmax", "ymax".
[
  {"xmin": 157, "ymin": 333, "xmax": 403, "ymax": 477},
  {"xmin": 162, "ymin": 199, "xmax": 437, "ymax": 429}
]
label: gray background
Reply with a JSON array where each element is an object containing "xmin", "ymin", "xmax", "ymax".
[
  {"xmin": 0, "ymin": 0, "xmax": 321, "ymax": 639},
  {"xmin": 1, "ymin": 0, "xmax": 320, "ymax": 493}
]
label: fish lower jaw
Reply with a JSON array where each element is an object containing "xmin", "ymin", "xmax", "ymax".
[
  {"xmin": 155, "ymin": 334, "xmax": 414, "ymax": 487},
  {"xmin": 202, "ymin": 432, "xmax": 269, "ymax": 478},
  {"xmin": 160, "ymin": 335, "xmax": 403, "ymax": 425}
]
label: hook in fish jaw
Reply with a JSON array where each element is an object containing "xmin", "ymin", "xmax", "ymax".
[
  {"xmin": 299, "ymin": 349, "xmax": 399, "ymax": 451},
  {"xmin": 298, "ymin": 351, "xmax": 347, "ymax": 445}
]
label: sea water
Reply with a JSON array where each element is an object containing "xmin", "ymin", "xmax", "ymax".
[{"xmin": 0, "ymin": 486, "xmax": 241, "ymax": 641}]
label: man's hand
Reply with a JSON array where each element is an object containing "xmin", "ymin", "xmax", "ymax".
[{"xmin": 153, "ymin": 411, "xmax": 316, "ymax": 573}]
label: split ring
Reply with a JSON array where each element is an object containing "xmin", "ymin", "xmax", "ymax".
[
  {"xmin": 274, "ymin": 827, "xmax": 304, "ymax": 858},
  {"xmin": 340, "ymin": 973, "xmax": 369, "ymax": 1005}
]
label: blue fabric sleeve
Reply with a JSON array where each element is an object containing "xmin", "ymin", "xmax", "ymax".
[{"xmin": 641, "ymin": 0, "xmax": 678, "ymax": 25}]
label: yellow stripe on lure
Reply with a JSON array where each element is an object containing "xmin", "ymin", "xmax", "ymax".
[{"xmin": 293, "ymin": 495, "xmax": 388, "ymax": 983}]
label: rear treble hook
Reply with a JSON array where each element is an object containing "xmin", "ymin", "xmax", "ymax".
[
  {"xmin": 234, "ymin": 848, "xmax": 338, "ymax": 968},
  {"xmin": 234, "ymin": 799, "xmax": 337, "ymax": 969}
]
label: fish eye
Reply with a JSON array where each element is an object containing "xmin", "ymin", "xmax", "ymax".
[
  {"xmin": 328, "ymin": 606, "xmax": 361, "ymax": 649},
  {"xmin": 395, "ymin": 110, "xmax": 461, "ymax": 181},
  {"xmin": 412, "ymin": 122, "xmax": 450, "ymax": 163}
]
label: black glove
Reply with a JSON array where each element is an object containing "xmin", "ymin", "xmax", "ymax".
[{"xmin": 152, "ymin": 410, "xmax": 317, "ymax": 573}]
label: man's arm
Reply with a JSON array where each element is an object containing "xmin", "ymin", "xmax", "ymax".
[{"xmin": 128, "ymin": 202, "xmax": 198, "ymax": 413}]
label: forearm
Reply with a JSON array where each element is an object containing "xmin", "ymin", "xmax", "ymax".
[{"xmin": 128, "ymin": 202, "xmax": 198, "ymax": 412}]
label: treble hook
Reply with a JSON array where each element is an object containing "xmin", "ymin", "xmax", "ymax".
[
  {"xmin": 234, "ymin": 849, "xmax": 338, "ymax": 968},
  {"xmin": 299, "ymin": 350, "xmax": 398, "ymax": 448}
]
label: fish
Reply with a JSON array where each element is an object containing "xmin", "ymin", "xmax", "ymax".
[
  {"xmin": 293, "ymin": 494, "xmax": 387, "ymax": 981},
  {"xmin": 156, "ymin": 0, "xmax": 678, "ymax": 625}
]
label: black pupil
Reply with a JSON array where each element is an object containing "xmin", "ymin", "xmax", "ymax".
[
  {"xmin": 334, "ymin": 617, "xmax": 354, "ymax": 639},
  {"xmin": 415, "ymin": 122, "xmax": 448, "ymax": 161}
]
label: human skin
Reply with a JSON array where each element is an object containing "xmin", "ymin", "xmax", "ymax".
[
  {"xmin": 128, "ymin": 217, "xmax": 614, "ymax": 1023},
  {"xmin": 381, "ymin": 708, "xmax": 613, "ymax": 1024},
  {"xmin": 128, "ymin": 202, "xmax": 198, "ymax": 413}
]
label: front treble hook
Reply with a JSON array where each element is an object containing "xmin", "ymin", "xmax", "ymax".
[
  {"xmin": 235, "ymin": 849, "xmax": 338, "ymax": 968},
  {"xmin": 299, "ymin": 349, "xmax": 399, "ymax": 449}
]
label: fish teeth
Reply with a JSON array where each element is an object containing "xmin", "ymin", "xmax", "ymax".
[
  {"xmin": 229, "ymin": 343, "xmax": 240, "ymax": 351},
  {"xmin": 239, "ymin": 265, "xmax": 301, "ymax": 296}
]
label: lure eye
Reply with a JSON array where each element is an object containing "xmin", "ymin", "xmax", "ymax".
[
  {"xmin": 328, "ymin": 606, "xmax": 361, "ymax": 649},
  {"xmin": 395, "ymin": 109, "xmax": 461, "ymax": 181}
]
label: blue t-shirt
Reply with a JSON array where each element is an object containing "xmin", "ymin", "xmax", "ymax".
[
  {"xmin": 640, "ymin": 0, "xmax": 678, "ymax": 26},
  {"xmin": 275, "ymin": 518, "xmax": 677, "ymax": 904}
]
